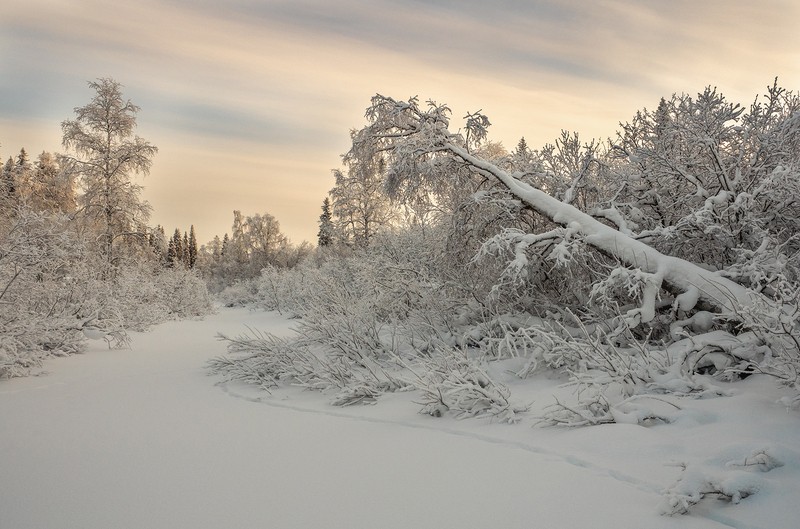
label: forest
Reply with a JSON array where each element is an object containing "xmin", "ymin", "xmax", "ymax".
[{"xmin": 3, "ymin": 79, "xmax": 799, "ymax": 426}]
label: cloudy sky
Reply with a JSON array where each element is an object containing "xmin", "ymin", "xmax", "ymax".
[{"xmin": 2, "ymin": 0, "xmax": 798, "ymax": 244}]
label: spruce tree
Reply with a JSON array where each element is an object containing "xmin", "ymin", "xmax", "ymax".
[
  {"xmin": 221, "ymin": 233, "xmax": 229, "ymax": 257},
  {"xmin": 166, "ymin": 238, "xmax": 177, "ymax": 268},
  {"xmin": 180, "ymin": 231, "xmax": 189, "ymax": 268},
  {"xmin": 167, "ymin": 228, "xmax": 184, "ymax": 268},
  {"xmin": 515, "ymin": 137, "xmax": 529, "ymax": 157},
  {"xmin": 317, "ymin": 197, "xmax": 334, "ymax": 247},
  {"xmin": 16, "ymin": 148, "xmax": 29, "ymax": 170},
  {"xmin": 188, "ymin": 225, "xmax": 198, "ymax": 269},
  {"xmin": 1, "ymin": 157, "xmax": 15, "ymax": 206}
]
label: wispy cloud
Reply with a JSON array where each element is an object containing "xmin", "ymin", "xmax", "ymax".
[{"xmin": 2, "ymin": 0, "xmax": 798, "ymax": 242}]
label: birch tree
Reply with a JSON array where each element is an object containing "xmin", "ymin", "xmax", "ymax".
[{"xmin": 62, "ymin": 78, "xmax": 157, "ymax": 271}]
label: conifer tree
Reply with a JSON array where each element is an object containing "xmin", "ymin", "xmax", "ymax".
[
  {"xmin": 221, "ymin": 233, "xmax": 229, "ymax": 258},
  {"xmin": 1, "ymin": 157, "xmax": 15, "ymax": 208},
  {"xmin": 29, "ymin": 151, "xmax": 75, "ymax": 213},
  {"xmin": 317, "ymin": 197, "xmax": 334, "ymax": 247},
  {"xmin": 183, "ymin": 231, "xmax": 190, "ymax": 267},
  {"xmin": 188, "ymin": 225, "xmax": 198, "ymax": 269},
  {"xmin": 167, "ymin": 228, "xmax": 184, "ymax": 268},
  {"xmin": 515, "ymin": 137, "xmax": 529, "ymax": 157}
]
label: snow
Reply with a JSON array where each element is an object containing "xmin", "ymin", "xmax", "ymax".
[{"xmin": 2, "ymin": 308, "xmax": 800, "ymax": 529}]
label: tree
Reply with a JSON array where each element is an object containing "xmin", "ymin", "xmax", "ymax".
[
  {"xmin": 149, "ymin": 225, "xmax": 167, "ymax": 263},
  {"xmin": 188, "ymin": 225, "xmax": 198, "ymax": 269},
  {"xmin": 211, "ymin": 85, "xmax": 800, "ymax": 433},
  {"xmin": 167, "ymin": 228, "xmax": 184, "ymax": 268},
  {"xmin": 514, "ymin": 137, "xmax": 529, "ymax": 157},
  {"xmin": 16, "ymin": 147, "xmax": 30, "ymax": 173},
  {"xmin": 610, "ymin": 83, "xmax": 800, "ymax": 280},
  {"xmin": 241, "ymin": 212, "xmax": 287, "ymax": 274},
  {"xmin": 317, "ymin": 197, "xmax": 334, "ymax": 247},
  {"xmin": 182, "ymin": 231, "xmax": 190, "ymax": 267},
  {"xmin": 221, "ymin": 233, "xmax": 230, "ymax": 258},
  {"xmin": 30, "ymin": 152, "xmax": 76, "ymax": 213},
  {"xmin": 229, "ymin": 210, "xmax": 248, "ymax": 268},
  {"xmin": 329, "ymin": 141, "xmax": 395, "ymax": 247},
  {"xmin": 1, "ymin": 157, "xmax": 15, "ymax": 209},
  {"xmin": 349, "ymin": 95, "xmax": 759, "ymax": 318},
  {"xmin": 61, "ymin": 78, "xmax": 158, "ymax": 271},
  {"xmin": 0, "ymin": 151, "xmax": 32, "ymax": 211}
]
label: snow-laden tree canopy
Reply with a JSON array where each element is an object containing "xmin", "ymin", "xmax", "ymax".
[{"xmin": 348, "ymin": 94, "xmax": 797, "ymax": 322}]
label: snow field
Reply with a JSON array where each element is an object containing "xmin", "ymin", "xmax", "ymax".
[{"xmin": 1, "ymin": 308, "xmax": 798, "ymax": 529}]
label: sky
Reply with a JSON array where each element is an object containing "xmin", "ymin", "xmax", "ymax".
[{"xmin": 2, "ymin": 0, "xmax": 799, "ymax": 245}]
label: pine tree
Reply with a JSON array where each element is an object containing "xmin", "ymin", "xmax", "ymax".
[
  {"xmin": 317, "ymin": 197, "xmax": 334, "ymax": 247},
  {"xmin": 654, "ymin": 97, "xmax": 670, "ymax": 138}
]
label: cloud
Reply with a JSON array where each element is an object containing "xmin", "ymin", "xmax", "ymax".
[{"xmin": 2, "ymin": 0, "xmax": 799, "ymax": 243}]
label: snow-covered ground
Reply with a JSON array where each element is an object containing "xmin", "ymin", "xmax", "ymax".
[{"xmin": 1, "ymin": 308, "xmax": 798, "ymax": 529}]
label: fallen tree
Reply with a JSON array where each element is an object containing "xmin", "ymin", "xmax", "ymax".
[{"xmin": 347, "ymin": 94, "xmax": 793, "ymax": 322}]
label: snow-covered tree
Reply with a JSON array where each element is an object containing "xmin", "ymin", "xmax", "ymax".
[
  {"xmin": 317, "ymin": 197, "xmax": 334, "ymax": 247},
  {"xmin": 61, "ymin": 78, "xmax": 157, "ymax": 272},
  {"xmin": 1, "ymin": 157, "xmax": 17, "ymax": 209},
  {"xmin": 243, "ymin": 212, "xmax": 287, "ymax": 273},
  {"xmin": 329, "ymin": 144, "xmax": 395, "ymax": 248},
  {"xmin": 199, "ymin": 210, "xmax": 303, "ymax": 290},
  {"xmin": 350, "ymin": 94, "xmax": 764, "ymax": 318},
  {"xmin": 148, "ymin": 225, "xmax": 167, "ymax": 263},
  {"xmin": 167, "ymin": 228, "xmax": 184, "ymax": 268},
  {"xmin": 609, "ymin": 82, "xmax": 800, "ymax": 285},
  {"xmin": 188, "ymin": 225, "xmax": 198, "ymax": 269},
  {"xmin": 30, "ymin": 152, "xmax": 76, "ymax": 213}
]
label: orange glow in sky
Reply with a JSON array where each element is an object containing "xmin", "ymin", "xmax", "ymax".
[{"xmin": 2, "ymin": 0, "xmax": 799, "ymax": 244}]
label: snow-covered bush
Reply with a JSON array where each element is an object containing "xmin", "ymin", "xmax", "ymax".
[
  {"xmin": 733, "ymin": 276, "xmax": 800, "ymax": 404},
  {"xmin": 1, "ymin": 204, "xmax": 213, "ymax": 378},
  {"xmin": 411, "ymin": 346, "xmax": 527, "ymax": 422},
  {"xmin": 0, "ymin": 208, "xmax": 96, "ymax": 376},
  {"xmin": 216, "ymin": 278, "xmax": 262, "ymax": 308},
  {"xmin": 151, "ymin": 266, "xmax": 213, "ymax": 320}
]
